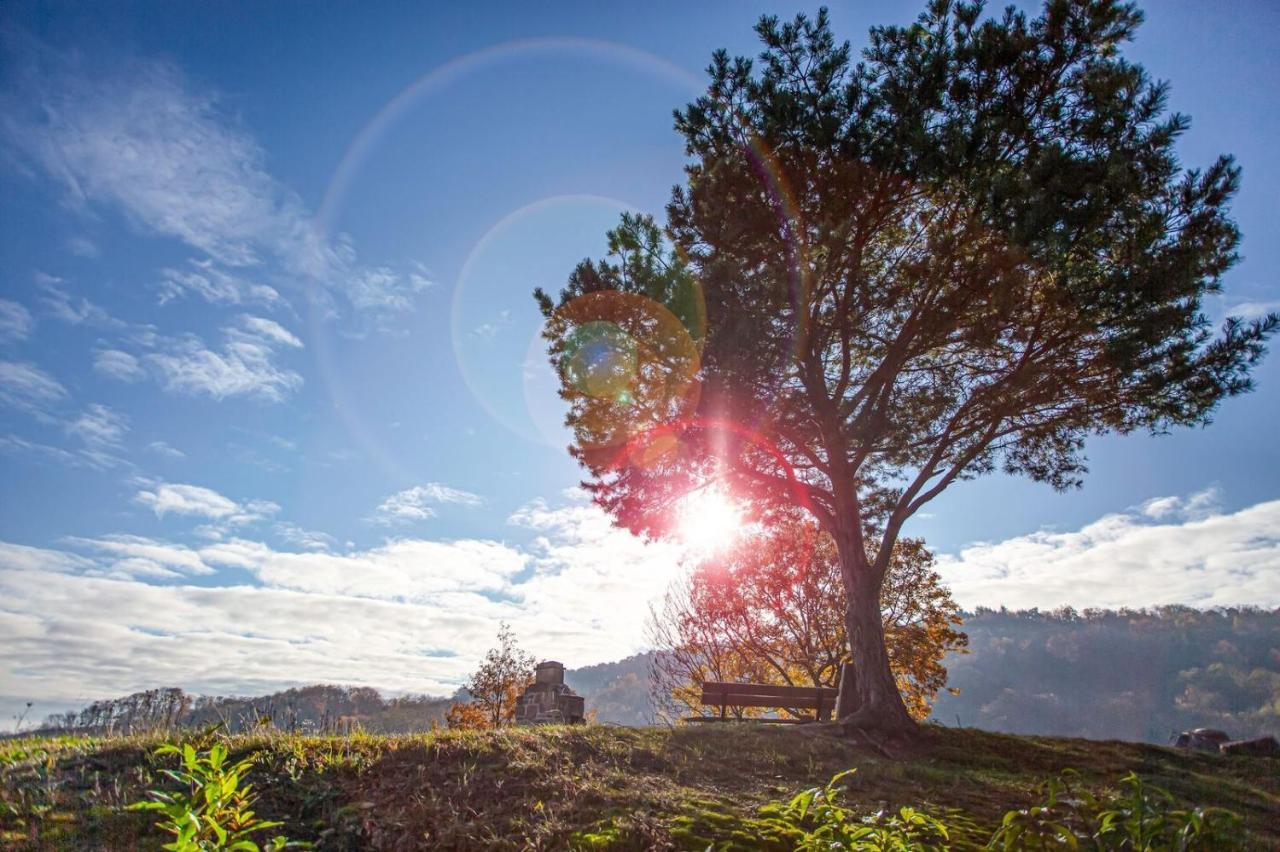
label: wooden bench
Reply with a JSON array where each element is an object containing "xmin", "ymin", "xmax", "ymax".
[{"xmin": 691, "ymin": 681, "xmax": 839, "ymax": 723}]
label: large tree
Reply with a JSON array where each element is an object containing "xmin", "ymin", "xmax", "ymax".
[
  {"xmin": 537, "ymin": 0, "xmax": 1275, "ymax": 732},
  {"xmin": 649, "ymin": 516, "xmax": 966, "ymax": 722}
]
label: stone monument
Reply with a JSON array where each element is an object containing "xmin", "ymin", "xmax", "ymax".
[{"xmin": 514, "ymin": 661, "xmax": 585, "ymax": 725}]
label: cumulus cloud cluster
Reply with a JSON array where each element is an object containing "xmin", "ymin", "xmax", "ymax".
[
  {"xmin": 0, "ymin": 486, "xmax": 1277, "ymax": 721},
  {"xmin": 936, "ymin": 489, "xmax": 1280, "ymax": 610},
  {"xmin": 0, "ymin": 499, "xmax": 685, "ymax": 708}
]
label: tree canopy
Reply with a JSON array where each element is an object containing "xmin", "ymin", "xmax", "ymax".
[{"xmin": 537, "ymin": 0, "xmax": 1275, "ymax": 731}]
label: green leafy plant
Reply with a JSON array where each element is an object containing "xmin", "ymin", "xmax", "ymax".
[
  {"xmin": 759, "ymin": 767, "xmax": 1242, "ymax": 851},
  {"xmin": 761, "ymin": 769, "xmax": 953, "ymax": 850},
  {"xmin": 989, "ymin": 770, "xmax": 1242, "ymax": 850},
  {"xmin": 129, "ymin": 741, "xmax": 306, "ymax": 851}
]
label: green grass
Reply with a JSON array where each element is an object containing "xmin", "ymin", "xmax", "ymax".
[{"xmin": 2, "ymin": 724, "xmax": 1276, "ymax": 849}]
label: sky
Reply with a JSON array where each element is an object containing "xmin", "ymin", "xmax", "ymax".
[{"xmin": 1, "ymin": 0, "xmax": 1278, "ymax": 727}]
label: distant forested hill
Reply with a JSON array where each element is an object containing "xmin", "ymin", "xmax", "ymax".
[
  {"xmin": 566, "ymin": 653, "xmax": 652, "ymax": 726},
  {"xmin": 573, "ymin": 608, "xmax": 1280, "ymax": 743},
  {"xmin": 23, "ymin": 608, "xmax": 1278, "ymax": 744},
  {"xmin": 929, "ymin": 607, "xmax": 1280, "ymax": 743}
]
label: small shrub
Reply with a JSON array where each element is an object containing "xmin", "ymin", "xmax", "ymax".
[
  {"xmin": 129, "ymin": 741, "xmax": 307, "ymax": 851},
  {"xmin": 445, "ymin": 701, "xmax": 491, "ymax": 730}
]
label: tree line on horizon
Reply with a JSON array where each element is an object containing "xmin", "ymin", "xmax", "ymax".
[{"xmin": 24, "ymin": 605, "xmax": 1277, "ymax": 744}]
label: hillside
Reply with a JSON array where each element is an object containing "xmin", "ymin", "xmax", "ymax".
[{"xmin": 2, "ymin": 725, "xmax": 1276, "ymax": 849}]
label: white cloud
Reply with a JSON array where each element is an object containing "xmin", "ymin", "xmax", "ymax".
[
  {"xmin": 93, "ymin": 349, "xmax": 145, "ymax": 382},
  {"xmin": 0, "ymin": 360, "xmax": 67, "ymax": 418},
  {"xmin": 145, "ymin": 316, "xmax": 303, "ymax": 402},
  {"xmin": 148, "ymin": 440, "xmax": 185, "ymax": 459},
  {"xmin": 5, "ymin": 54, "xmax": 338, "ymax": 278},
  {"xmin": 133, "ymin": 481, "xmax": 278, "ymax": 528},
  {"xmin": 35, "ymin": 273, "xmax": 122, "ymax": 327},
  {"xmin": 238, "ymin": 315, "xmax": 302, "ymax": 348},
  {"xmin": 64, "ymin": 534, "xmax": 215, "ymax": 579},
  {"xmin": 66, "ymin": 235, "xmax": 98, "ymax": 258},
  {"xmin": 6, "ymin": 46, "xmax": 429, "ymax": 318},
  {"xmin": 472, "ymin": 309, "xmax": 512, "ymax": 339},
  {"xmin": 1139, "ymin": 486, "xmax": 1221, "ymax": 521},
  {"xmin": 273, "ymin": 522, "xmax": 337, "ymax": 552},
  {"xmin": 0, "ymin": 499, "xmax": 687, "ymax": 708},
  {"xmin": 374, "ymin": 483, "xmax": 484, "ymax": 524},
  {"xmin": 0, "ymin": 541, "xmax": 94, "ymax": 574},
  {"xmin": 348, "ymin": 266, "xmax": 433, "ymax": 314},
  {"xmin": 156, "ymin": 260, "xmax": 283, "ymax": 308},
  {"xmin": 65, "ymin": 403, "xmax": 128, "ymax": 449},
  {"xmin": 1224, "ymin": 299, "xmax": 1280, "ymax": 321},
  {"xmin": 0, "ymin": 433, "xmax": 83, "ymax": 467},
  {"xmin": 0, "ymin": 299, "xmax": 33, "ymax": 343},
  {"xmin": 936, "ymin": 491, "xmax": 1280, "ymax": 610},
  {"xmin": 508, "ymin": 500, "xmax": 686, "ymax": 646}
]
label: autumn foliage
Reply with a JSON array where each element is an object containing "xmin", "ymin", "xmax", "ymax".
[
  {"xmin": 445, "ymin": 701, "xmax": 492, "ymax": 731},
  {"xmin": 459, "ymin": 622, "xmax": 536, "ymax": 728},
  {"xmin": 650, "ymin": 515, "xmax": 966, "ymax": 721}
]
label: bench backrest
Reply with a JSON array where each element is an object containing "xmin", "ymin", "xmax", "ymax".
[{"xmin": 699, "ymin": 681, "xmax": 838, "ymax": 711}]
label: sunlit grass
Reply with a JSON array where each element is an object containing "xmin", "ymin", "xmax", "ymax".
[{"xmin": 2, "ymin": 724, "xmax": 1276, "ymax": 849}]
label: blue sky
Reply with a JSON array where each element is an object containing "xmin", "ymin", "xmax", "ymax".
[{"xmin": 1, "ymin": 0, "xmax": 1278, "ymax": 722}]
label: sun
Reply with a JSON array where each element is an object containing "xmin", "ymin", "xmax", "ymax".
[{"xmin": 677, "ymin": 486, "xmax": 744, "ymax": 556}]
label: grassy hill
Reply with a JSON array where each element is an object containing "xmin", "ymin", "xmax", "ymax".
[{"xmin": 2, "ymin": 724, "xmax": 1276, "ymax": 849}]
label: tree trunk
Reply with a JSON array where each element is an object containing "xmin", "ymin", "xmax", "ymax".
[{"xmin": 833, "ymin": 524, "xmax": 917, "ymax": 735}]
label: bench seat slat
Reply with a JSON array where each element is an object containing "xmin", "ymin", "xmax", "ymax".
[
  {"xmin": 700, "ymin": 681, "xmax": 837, "ymax": 700},
  {"xmin": 699, "ymin": 693, "xmax": 829, "ymax": 710}
]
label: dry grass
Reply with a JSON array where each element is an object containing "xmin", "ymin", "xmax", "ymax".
[{"xmin": 2, "ymin": 724, "xmax": 1276, "ymax": 849}]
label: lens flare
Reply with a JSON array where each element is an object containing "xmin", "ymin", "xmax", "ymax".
[
  {"xmin": 555, "ymin": 289, "xmax": 702, "ymax": 463},
  {"xmin": 678, "ymin": 486, "xmax": 743, "ymax": 556},
  {"xmin": 563, "ymin": 321, "xmax": 639, "ymax": 400}
]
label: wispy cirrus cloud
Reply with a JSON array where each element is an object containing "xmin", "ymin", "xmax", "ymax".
[
  {"xmin": 34, "ymin": 272, "xmax": 124, "ymax": 328},
  {"xmin": 156, "ymin": 259, "xmax": 283, "ymax": 308},
  {"xmin": 0, "ymin": 360, "xmax": 67, "ymax": 419},
  {"xmin": 4, "ymin": 52, "xmax": 338, "ymax": 277},
  {"xmin": 132, "ymin": 480, "xmax": 279, "ymax": 528},
  {"xmin": 66, "ymin": 235, "xmax": 98, "ymax": 258},
  {"xmin": 147, "ymin": 441, "xmax": 185, "ymax": 460},
  {"xmin": 348, "ymin": 265, "xmax": 435, "ymax": 314},
  {"xmin": 62, "ymin": 403, "xmax": 130, "ymax": 469},
  {"xmin": 143, "ymin": 315, "xmax": 304, "ymax": 402},
  {"xmin": 272, "ymin": 522, "xmax": 338, "ymax": 552},
  {"xmin": 92, "ymin": 349, "xmax": 145, "ymax": 382},
  {"xmin": 65, "ymin": 403, "xmax": 128, "ymax": 450},
  {"xmin": 0, "ymin": 300, "xmax": 33, "ymax": 344},
  {"xmin": 373, "ymin": 483, "xmax": 484, "ymax": 524},
  {"xmin": 1224, "ymin": 299, "xmax": 1280, "ymax": 322},
  {"xmin": 4, "ymin": 42, "xmax": 430, "ymax": 317}
]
